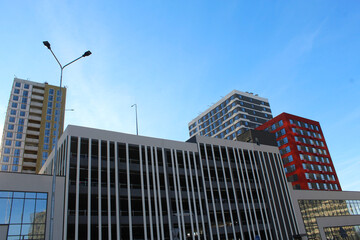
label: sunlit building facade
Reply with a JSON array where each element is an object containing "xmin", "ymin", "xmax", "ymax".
[
  {"xmin": 290, "ymin": 188, "xmax": 360, "ymax": 239},
  {"xmin": 256, "ymin": 113, "xmax": 341, "ymax": 191},
  {"xmin": 0, "ymin": 78, "xmax": 66, "ymax": 173},
  {"xmin": 188, "ymin": 90, "xmax": 273, "ymax": 140},
  {"xmin": 41, "ymin": 125, "xmax": 298, "ymax": 240}
]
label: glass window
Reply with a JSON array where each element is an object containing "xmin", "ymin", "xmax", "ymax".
[
  {"xmin": 45, "ymin": 130, "xmax": 50, "ymax": 136},
  {"xmin": 22, "ymin": 98, "xmax": 27, "ymax": 104},
  {"xmin": 15, "ymin": 141, "xmax": 21, "ymax": 147},
  {"xmin": 18, "ymin": 126, "xmax": 23, "ymax": 132},
  {"xmin": 1, "ymin": 165, "xmax": 8, "ymax": 171},
  {"xmin": 14, "ymin": 89, "xmax": 20, "ymax": 94},
  {"xmin": 13, "ymin": 96, "xmax": 19, "ymax": 101},
  {"xmin": 8, "ymin": 124, "xmax": 14, "ymax": 130},
  {"xmin": 23, "ymin": 91, "xmax": 28, "ymax": 97},
  {"xmin": 24, "ymin": 84, "xmax": 29, "ymax": 89},
  {"xmin": 4, "ymin": 148, "xmax": 11, "ymax": 154},
  {"xmin": 46, "ymin": 115, "xmax": 51, "ymax": 121},
  {"xmin": 11, "ymin": 102, "xmax": 17, "ymax": 108},
  {"xmin": 45, "ymin": 122, "xmax": 51, "ymax": 129},
  {"xmin": 11, "ymin": 166, "xmax": 18, "ymax": 172},
  {"xmin": 21, "ymin": 104, "xmax": 26, "ymax": 109},
  {"xmin": 3, "ymin": 156, "xmax": 10, "ymax": 162},
  {"xmin": 14, "ymin": 149, "xmax": 20, "ymax": 156},
  {"xmin": 47, "ymin": 109, "xmax": 52, "ymax": 115},
  {"xmin": 6, "ymin": 132, "xmax": 13, "ymax": 138},
  {"xmin": 13, "ymin": 158, "xmax": 19, "ymax": 164},
  {"xmin": 43, "ymin": 145, "xmax": 49, "ymax": 150},
  {"xmin": 44, "ymin": 137, "xmax": 49, "ymax": 144},
  {"xmin": 48, "ymin": 95, "xmax": 53, "ymax": 101},
  {"xmin": 16, "ymin": 133, "xmax": 22, "ymax": 139},
  {"xmin": 10, "ymin": 109, "xmax": 16, "ymax": 115},
  {"xmin": 20, "ymin": 111, "xmax": 25, "ymax": 117},
  {"xmin": 18, "ymin": 119, "xmax": 24, "ymax": 125},
  {"xmin": 49, "ymin": 89, "xmax": 54, "ymax": 95}
]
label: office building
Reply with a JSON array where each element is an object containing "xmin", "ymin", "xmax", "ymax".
[
  {"xmin": 290, "ymin": 187, "xmax": 360, "ymax": 239},
  {"xmin": 0, "ymin": 78, "xmax": 66, "ymax": 173},
  {"xmin": 256, "ymin": 113, "xmax": 341, "ymax": 191},
  {"xmin": 188, "ymin": 90, "xmax": 273, "ymax": 141},
  {"xmin": 40, "ymin": 125, "xmax": 298, "ymax": 240}
]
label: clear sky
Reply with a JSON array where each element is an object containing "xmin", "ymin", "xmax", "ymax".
[{"xmin": 0, "ymin": 1, "xmax": 359, "ymax": 190}]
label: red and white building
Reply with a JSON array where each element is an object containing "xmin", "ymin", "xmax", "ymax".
[{"xmin": 256, "ymin": 113, "xmax": 341, "ymax": 191}]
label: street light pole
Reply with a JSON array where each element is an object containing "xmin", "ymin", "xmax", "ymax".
[
  {"xmin": 131, "ymin": 104, "xmax": 138, "ymax": 135},
  {"xmin": 43, "ymin": 41, "xmax": 91, "ymax": 240}
]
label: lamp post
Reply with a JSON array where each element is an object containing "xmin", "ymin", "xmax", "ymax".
[
  {"xmin": 43, "ymin": 41, "xmax": 91, "ymax": 240},
  {"xmin": 131, "ymin": 104, "xmax": 138, "ymax": 135}
]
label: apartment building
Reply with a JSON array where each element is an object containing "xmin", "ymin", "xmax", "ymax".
[
  {"xmin": 188, "ymin": 90, "xmax": 272, "ymax": 140},
  {"xmin": 256, "ymin": 113, "xmax": 341, "ymax": 191},
  {"xmin": 0, "ymin": 78, "xmax": 66, "ymax": 173}
]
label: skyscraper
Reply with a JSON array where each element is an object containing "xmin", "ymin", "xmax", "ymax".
[
  {"xmin": 188, "ymin": 90, "xmax": 273, "ymax": 140},
  {"xmin": 256, "ymin": 112, "xmax": 341, "ymax": 191},
  {"xmin": 0, "ymin": 78, "xmax": 66, "ymax": 173}
]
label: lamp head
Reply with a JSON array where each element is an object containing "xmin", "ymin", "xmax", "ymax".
[
  {"xmin": 43, "ymin": 41, "xmax": 51, "ymax": 50},
  {"xmin": 82, "ymin": 51, "xmax": 92, "ymax": 57}
]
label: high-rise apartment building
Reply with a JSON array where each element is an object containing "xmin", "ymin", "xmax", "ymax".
[
  {"xmin": 188, "ymin": 90, "xmax": 273, "ymax": 140},
  {"xmin": 0, "ymin": 78, "xmax": 66, "ymax": 173},
  {"xmin": 256, "ymin": 113, "xmax": 341, "ymax": 191}
]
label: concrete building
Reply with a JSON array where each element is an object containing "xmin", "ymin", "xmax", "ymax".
[
  {"xmin": 188, "ymin": 90, "xmax": 273, "ymax": 141},
  {"xmin": 41, "ymin": 125, "xmax": 298, "ymax": 240},
  {"xmin": 0, "ymin": 78, "xmax": 66, "ymax": 173},
  {"xmin": 256, "ymin": 113, "xmax": 341, "ymax": 191},
  {"xmin": 290, "ymin": 188, "xmax": 360, "ymax": 239}
]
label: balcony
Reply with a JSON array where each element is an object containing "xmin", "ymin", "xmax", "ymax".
[
  {"xmin": 32, "ymin": 88, "xmax": 44, "ymax": 94},
  {"xmin": 28, "ymin": 115, "xmax": 41, "ymax": 121},
  {"xmin": 23, "ymin": 153, "xmax": 38, "ymax": 159},
  {"xmin": 27, "ymin": 130, "xmax": 39, "ymax": 136},
  {"xmin": 28, "ymin": 123, "xmax": 40, "ymax": 129},
  {"xmin": 25, "ymin": 145, "xmax": 38, "ymax": 151},
  {"xmin": 25, "ymin": 138, "xmax": 39, "ymax": 144},
  {"xmin": 31, "ymin": 95, "xmax": 44, "ymax": 101},
  {"xmin": 22, "ymin": 161, "xmax": 37, "ymax": 168},
  {"xmin": 30, "ymin": 101, "xmax": 43, "ymax": 108},
  {"xmin": 30, "ymin": 108, "xmax": 42, "ymax": 114}
]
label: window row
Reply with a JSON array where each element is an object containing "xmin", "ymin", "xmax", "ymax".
[
  {"xmin": 289, "ymin": 119, "xmax": 319, "ymax": 131},
  {"xmin": 305, "ymin": 172, "xmax": 336, "ymax": 181},
  {"xmin": 307, "ymin": 182, "xmax": 339, "ymax": 190},
  {"xmin": 302, "ymin": 163, "xmax": 333, "ymax": 172},
  {"xmin": 292, "ymin": 127, "xmax": 322, "ymax": 139},
  {"xmin": 297, "ymin": 145, "xmax": 327, "ymax": 155},
  {"xmin": 294, "ymin": 136, "xmax": 324, "ymax": 147}
]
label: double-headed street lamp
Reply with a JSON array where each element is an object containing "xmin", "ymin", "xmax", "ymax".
[{"xmin": 43, "ymin": 41, "xmax": 91, "ymax": 240}]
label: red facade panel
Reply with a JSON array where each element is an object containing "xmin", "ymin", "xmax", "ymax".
[{"xmin": 256, "ymin": 112, "xmax": 341, "ymax": 191}]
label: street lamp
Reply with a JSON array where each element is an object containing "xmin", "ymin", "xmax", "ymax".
[
  {"xmin": 131, "ymin": 104, "xmax": 139, "ymax": 135},
  {"xmin": 43, "ymin": 41, "xmax": 91, "ymax": 240}
]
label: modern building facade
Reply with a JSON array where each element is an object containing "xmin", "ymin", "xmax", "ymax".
[
  {"xmin": 41, "ymin": 125, "xmax": 298, "ymax": 240},
  {"xmin": 188, "ymin": 90, "xmax": 273, "ymax": 141},
  {"xmin": 0, "ymin": 172, "xmax": 65, "ymax": 240},
  {"xmin": 290, "ymin": 187, "xmax": 360, "ymax": 239},
  {"xmin": 256, "ymin": 113, "xmax": 341, "ymax": 191},
  {"xmin": 0, "ymin": 78, "xmax": 66, "ymax": 173}
]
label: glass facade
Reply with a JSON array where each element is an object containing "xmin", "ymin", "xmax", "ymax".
[
  {"xmin": 299, "ymin": 199, "xmax": 360, "ymax": 239},
  {"xmin": 324, "ymin": 225, "xmax": 360, "ymax": 239},
  {"xmin": 0, "ymin": 191, "xmax": 48, "ymax": 240}
]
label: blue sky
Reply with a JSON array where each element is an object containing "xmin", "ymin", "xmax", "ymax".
[{"xmin": 0, "ymin": 1, "xmax": 359, "ymax": 190}]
